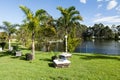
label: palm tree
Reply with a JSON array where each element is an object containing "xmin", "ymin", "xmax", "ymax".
[
  {"xmin": 0, "ymin": 21, "xmax": 18, "ymax": 50},
  {"xmin": 57, "ymin": 6, "xmax": 83, "ymax": 52},
  {"xmin": 19, "ymin": 5, "xmax": 47, "ymax": 59},
  {"xmin": 57, "ymin": 6, "xmax": 83, "ymax": 34}
]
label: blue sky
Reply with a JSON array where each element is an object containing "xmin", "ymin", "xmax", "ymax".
[{"xmin": 0, "ymin": 0, "xmax": 120, "ymax": 27}]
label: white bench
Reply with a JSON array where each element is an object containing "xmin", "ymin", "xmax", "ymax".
[{"xmin": 53, "ymin": 59, "xmax": 71, "ymax": 68}]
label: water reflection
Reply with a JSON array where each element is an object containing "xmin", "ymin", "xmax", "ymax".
[{"xmin": 75, "ymin": 40, "xmax": 120, "ymax": 55}]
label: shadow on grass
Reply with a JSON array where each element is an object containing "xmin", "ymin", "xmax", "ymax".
[
  {"xmin": 0, "ymin": 50, "xmax": 27, "ymax": 61},
  {"xmin": 10, "ymin": 55, "xmax": 26, "ymax": 60},
  {"xmin": 39, "ymin": 58, "xmax": 52, "ymax": 62},
  {"xmin": 74, "ymin": 53, "xmax": 120, "ymax": 61},
  {"xmin": 49, "ymin": 76, "xmax": 69, "ymax": 80},
  {"xmin": 11, "ymin": 56, "xmax": 19, "ymax": 59},
  {"xmin": 0, "ymin": 51, "xmax": 14, "ymax": 57},
  {"xmin": 48, "ymin": 63, "xmax": 54, "ymax": 68},
  {"xmin": 19, "ymin": 56, "xmax": 26, "ymax": 60},
  {"xmin": 39, "ymin": 58, "xmax": 55, "ymax": 68}
]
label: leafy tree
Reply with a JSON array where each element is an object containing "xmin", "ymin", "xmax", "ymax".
[
  {"xmin": 104, "ymin": 26, "xmax": 114, "ymax": 39},
  {"xmin": 19, "ymin": 5, "xmax": 47, "ymax": 59},
  {"xmin": 16, "ymin": 21, "xmax": 31, "ymax": 47},
  {"xmin": 75, "ymin": 23, "xmax": 87, "ymax": 38},
  {"xmin": 41, "ymin": 26, "xmax": 56, "ymax": 51},
  {"xmin": 116, "ymin": 25, "xmax": 120, "ymax": 37},
  {"xmin": 0, "ymin": 21, "xmax": 18, "ymax": 50},
  {"xmin": 40, "ymin": 15, "xmax": 56, "ymax": 38},
  {"xmin": 40, "ymin": 16, "xmax": 57, "ymax": 51},
  {"xmin": 117, "ymin": 25, "xmax": 120, "ymax": 32},
  {"xmin": 0, "ymin": 32, "xmax": 7, "ymax": 41},
  {"xmin": 67, "ymin": 26, "xmax": 81, "ymax": 52},
  {"xmin": 91, "ymin": 23, "xmax": 115, "ymax": 40},
  {"xmin": 57, "ymin": 6, "xmax": 83, "ymax": 52},
  {"xmin": 82, "ymin": 27, "xmax": 93, "ymax": 40},
  {"xmin": 57, "ymin": 6, "xmax": 83, "ymax": 35},
  {"xmin": 0, "ymin": 32, "xmax": 7, "ymax": 50},
  {"xmin": 92, "ymin": 23, "xmax": 104, "ymax": 38}
]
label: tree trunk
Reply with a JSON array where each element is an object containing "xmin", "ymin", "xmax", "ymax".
[
  {"xmin": 32, "ymin": 31, "xmax": 35, "ymax": 60},
  {"xmin": 65, "ymin": 34, "xmax": 68, "ymax": 53},
  {"xmin": 65, "ymin": 28, "xmax": 68, "ymax": 53},
  {"xmin": 46, "ymin": 42, "xmax": 50, "ymax": 52},
  {"xmin": 8, "ymin": 35, "xmax": 11, "ymax": 51}
]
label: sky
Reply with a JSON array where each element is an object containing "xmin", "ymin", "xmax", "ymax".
[{"xmin": 0, "ymin": 0, "xmax": 120, "ymax": 27}]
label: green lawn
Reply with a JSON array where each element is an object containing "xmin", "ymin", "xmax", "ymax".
[{"xmin": 0, "ymin": 50, "xmax": 120, "ymax": 80}]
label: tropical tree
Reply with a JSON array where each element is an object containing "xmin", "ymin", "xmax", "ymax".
[
  {"xmin": 57, "ymin": 6, "xmax": 83, "ymax": 52},
  {"xmin": 116, "ymin": 25, "xmax": 120, "ymax": 36},
  {"xmin": 0, "ymin": 32, "xmax": 7, "ymax": 42},
  {"xmin": 19, "ymin": 5, "xmax": 47, "ymax": 59},
  {"xmin": 104, "ymin": 26, "xmax": 114, "ymax": 39},
  {"xmin": 0, "ymin": 21, "xmax": 18, "ymax": 50},
  {"xmin": 0, "ymin": 32, "xmax": 7, "ymax": 50},
  {"xmin": 16, "ymin": 20, "xmax": 31, "ymax": 47},
  {"xmin": 35, "ymin": 15, "xmax": 57, "ymax": 52},
  {"xmin": 57, "ymin": 6, "xmax": 83, "ymax": 34},
  {"xmin": 92, "ymin": 23, "xmax": 104, "ymax": 38},
  {"xmin": 75, "ymin": 23, "xmax": 87, "ymax": 38}
]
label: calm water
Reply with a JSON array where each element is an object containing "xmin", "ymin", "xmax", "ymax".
[{"xmin": 75, "ymin": 40, "xmax": 120, "ymax": 55}]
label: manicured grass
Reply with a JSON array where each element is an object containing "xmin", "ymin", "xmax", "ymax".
[{"xmin": 0, "ymin": 50, "xmax": 120, "ymax": 80}]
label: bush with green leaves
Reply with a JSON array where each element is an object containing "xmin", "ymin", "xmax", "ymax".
[
  {"xmin": 25, "ymin": 53, "xmax": 33, "ymax": 60},
  {"xmin": 68, "ymin": 37, "xmax": 81, "ymax": 52}
]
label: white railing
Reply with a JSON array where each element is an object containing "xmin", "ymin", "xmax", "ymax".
[{"xmin": 49, "ymin": 39, "xmax": 63, "ymax": 44}]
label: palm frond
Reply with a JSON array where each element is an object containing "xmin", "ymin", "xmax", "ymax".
[
  {"xmin": 57, "ymin": 6, "xmax": 66, "ymax": 16},
  {"xmin": 3, "ymin": 21, "xmax": 11, "ymax": 27},
  {"xmin": 67, "ymin": 6, "xmax": 75, "ymax": 13},
  {"xmin": 70, "ymin": 11, "xmax": 79, "ymax": 17},
  {"xmin": 19, "ymin": 5, "xmax": 33, "ymax": 21},
  {"xmin": 35, "ymin": 9, "xmax": 46, "ymax": 17},
  {"xmin": 71, "ymin": 16, "xmax": 83, "ymax": 21}
]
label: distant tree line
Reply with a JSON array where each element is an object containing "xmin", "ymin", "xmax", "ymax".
[{"xmin": 82, "ymin": 23, "xmax": 120, "ymax": 40}]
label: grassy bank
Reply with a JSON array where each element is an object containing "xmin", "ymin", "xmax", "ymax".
[{"xmin": 0, "ymin": 50, "xmax": 120, "ymax": 80}]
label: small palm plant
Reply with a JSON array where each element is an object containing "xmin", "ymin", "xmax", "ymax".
[{"xmin": 0, "ymin": 21, "xmax": 18, "ymax": 50}]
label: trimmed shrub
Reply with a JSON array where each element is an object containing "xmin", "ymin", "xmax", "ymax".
[{"xmin": 25, "ymin": 53, "xmax": 33, "ymax": 60}]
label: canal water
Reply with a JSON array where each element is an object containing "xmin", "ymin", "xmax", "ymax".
[{"xmin": 75, "ymin": 40, "xmax": 120, "ymax": 55}]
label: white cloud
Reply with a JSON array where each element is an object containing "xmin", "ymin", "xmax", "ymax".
[
  {"xmin": 107, "ymin": 0, "xmax": 118, "ymax": 10},
  {"xmin": 95, "ymin": 13, "xmax": 102, "ymax": 17},
  {"xmin": 105, "ymin": 0, "xmax": 110, "ymax": 2},
  {"xmin": 97, "ymin": 0, "xmax": 103, "ymax": 2},
  {"xmin": 93, "ymin": 16, "xmax": 120, "ymax": 23},
  {"xmin": 116, "ymin": 5, "xmax": 120, "ymax": 13},
  {"xmin": 98, "ymin": 4, "xmax": 103, "ymax": 8},
  {"xmin": 80, "ymin": 0, "xmax": 87, "ymax": 4},
  {"xmin": 106, "ymin": 0, "xmax": 116, "ymax": 2}
]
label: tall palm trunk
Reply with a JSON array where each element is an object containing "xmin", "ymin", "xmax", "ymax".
[
  {"xmin": 65, "ymin": 27, "xmax": 68, "ymax": 53},
  {"xmin": 9, "ymin": 39, "xmax": 11, "ymax": 50},
  {"xmin": 8, "ymin": 35, "xmax": 11, "ymax": 50},
  {"xmin": 32, "ymin": 31, "xmax": 35, "ymax": 59}
]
